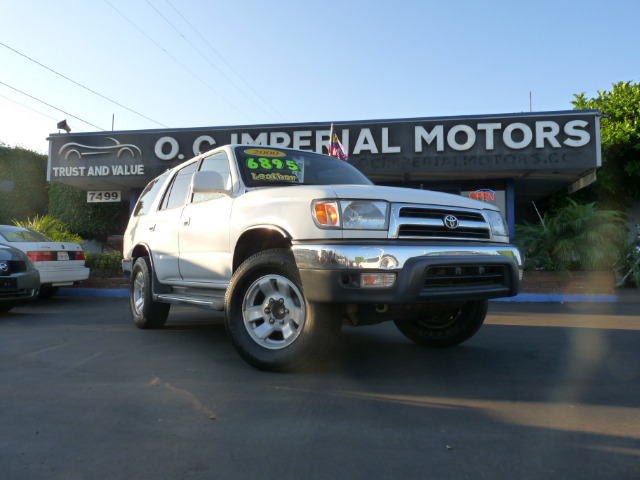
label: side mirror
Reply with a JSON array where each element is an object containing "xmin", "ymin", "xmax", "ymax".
[{"xmin": 191, "ymin": 171, "xmax": 230, "ymax": 196}]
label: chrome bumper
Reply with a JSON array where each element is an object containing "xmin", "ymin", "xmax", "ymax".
[
  {"xmin": 292, "ymin": 242, "xmax": 523, "ymax": 304},
  {"xmin": 292, "ymin": 243, "xmax": 523, "ymax": 272}
]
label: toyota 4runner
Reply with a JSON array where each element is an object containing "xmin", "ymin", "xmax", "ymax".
[{"xmin": 122, "ymin": 145, "xmax": 523, "ymax": 371}]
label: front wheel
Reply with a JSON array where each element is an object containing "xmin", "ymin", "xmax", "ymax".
[
  {"xmin": 130, "ymin": 256, "xmax": 170, "ymax": 329},
  {"xmin": 224, "ymin": 249, "xmax": 341, "ymax": 372},
  {"xmin": 393, "ymin": 300, "xmax": 488, "ymax": 347}
]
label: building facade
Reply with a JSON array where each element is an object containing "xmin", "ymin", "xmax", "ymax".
[{"xmin": 47, "ymin": 110, "xmax": 601, "ymax": 235}]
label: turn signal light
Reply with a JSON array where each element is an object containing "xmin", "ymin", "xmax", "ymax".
[
  {"xmin": 360, "ymin": 273, "xmax": 396, "ymax": 288},
  {"xmin": 313, "ymin": 202, "xmax": 339, "ymax": 226}
]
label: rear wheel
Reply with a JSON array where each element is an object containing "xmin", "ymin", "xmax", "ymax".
[
  {"xmin": 38, "ymin": 287, "xmax": 59, "ymax": 299},
  {"xmin": 224, "ymin": 249, "xmax": 341, "ymax": 372},
  {"xmin": 0, "ymin": 303, "xmax": 14, "ymax": 314},
  {"xmin": 393, "ymin": 300, "xmax": 488, "ymax": 347},
  {"xmin": 130, "ymin": 256, "xmax": 170, "ymax": 329}
]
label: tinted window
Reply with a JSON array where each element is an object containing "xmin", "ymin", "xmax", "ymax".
[
  {"xmin": 159, "ymin": 162, "xmax": 197, "ymax": 210},
  {"xmin": 133, "ymin": 172, "xmax": 170, "ymax": 217}
]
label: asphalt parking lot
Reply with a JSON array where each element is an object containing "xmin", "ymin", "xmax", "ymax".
[{"xmin": 1, "ymin": 296, "xmax": 639, "ymax": 480}]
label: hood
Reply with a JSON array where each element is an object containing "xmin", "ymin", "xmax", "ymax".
[
  {"xmin": 245, "ymin": 184, "xmax": 498, "ymax": 211},
  {"xmin": 327, "ymin": 184, "xmax": 497, "ymax": 211}
]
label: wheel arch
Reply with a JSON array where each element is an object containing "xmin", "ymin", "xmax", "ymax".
[
  {"xmin": 131, "ymin": 243, "xmax": 151, "ymax": 264},
  {"xmin": 233, "ymin": 226, "xmax": 292, "ymax": 273},
  {"xmin": 129, "ymin": 243, "xmax": 170, "ymax": 295}
]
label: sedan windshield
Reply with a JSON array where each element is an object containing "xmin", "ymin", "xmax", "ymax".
[{"xmin": 234, "ymin": 146, "xmax": 372, "ymax": 187}]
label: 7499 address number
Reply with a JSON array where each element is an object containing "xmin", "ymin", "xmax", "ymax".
[{"xmin": 87, "ymin": 190, "xmax": 121, "ymax": 203}]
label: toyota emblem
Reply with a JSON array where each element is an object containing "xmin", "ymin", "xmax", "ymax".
[
  {"xmin": 0, "ymin": 261, "xmax": 8, "ymax": 273},
  {"xmin": 443, "ymin": 214, "xmax": 459, "ymax": 229}
]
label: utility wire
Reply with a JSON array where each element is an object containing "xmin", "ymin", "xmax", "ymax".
[
  {"xmin": 165, "ymin": 0, "xmax": 286, "ymax": 121},
  {"xmin": 0, "ymin": 80, "xmax": 106, "ymax": 131},
  {"xmin": 103, "ymin": 0, "xmax": 254, "ymax": 122},
  {"xmin": 0, "ymin": 41, "xmax": 169, "ymax": 128},
  {"xmin": 0, "ymin": 92, "xmax": 59, "ymax": 122},
  {"xmin": 151, "ymin": 0, "xmax": 284, "ymax": 122}
]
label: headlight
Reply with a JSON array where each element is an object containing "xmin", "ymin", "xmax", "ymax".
[
  {"xmin": 341, "ymin": 201, "xmax": 389, "ymax": 229},
  {"xmin": 484, "ymin": 210, "xmax": 508, "ymax": 237},
  {"xmin": 312, "ymin": 200, "xmax": 389, "ymax": 230}
]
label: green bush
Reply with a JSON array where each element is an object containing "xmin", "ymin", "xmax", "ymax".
[
  {"xmin": 48, "ymin": 183, "xmax": 130, "ymax": 240},
  {"xmin": 85, "ymin": 251, "xmax": 123, "ymax": 277},
  {"xmin": 0, "ymin": 144, "xmax": 48, "ymax": 224},
  {"xmin": 13, "ymin": 214, "xmax": 84, "ymax": 244},
  {"xmin": 615, "ymin": 237, "xmax": 640, "ymax": 287},
  {"xmin": 514, "ymin": 199, "xmax": 626, "ymax": 271}
]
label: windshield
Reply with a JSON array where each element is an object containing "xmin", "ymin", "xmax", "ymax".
[
  {"xmin": 0, "ymin": 226, "xmax": 53, "ymax": 242},
  {"xmin": 234, "ymin": 146, "xmax": 373, "ymax": 187}
]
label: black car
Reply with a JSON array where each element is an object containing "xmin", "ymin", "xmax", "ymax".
[{"xmin": 0, "ymin": 243, "xmax": 40, "ymax": 314}]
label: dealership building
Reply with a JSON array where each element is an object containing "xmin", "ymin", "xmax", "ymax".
[{"xmin": 47, "ymin": 109, "xmax": 602, "ymax": 235}]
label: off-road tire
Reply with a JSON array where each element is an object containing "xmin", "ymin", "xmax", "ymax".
[
  {"xmin": 393, "ymin": 300, "xmax": 488, "ymax": 347},
  {"xmin": 130, "ymin": 256, "xmax": 170, "ymax": 329},
  {"xmin": 224, "ymin": 248, "xmax": 341, "ymax": 372}
]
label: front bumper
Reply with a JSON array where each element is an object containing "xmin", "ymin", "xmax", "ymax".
[
  {"xmin": 0, "ymin": 269, "xmax": 40, "ymax": 302},
  {"xmin": 292, "ymin": 242, "xmax": 523, "ymax": 304}
]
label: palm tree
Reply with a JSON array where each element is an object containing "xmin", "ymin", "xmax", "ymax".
[{"xmin": 515, "ymin": 200, "xmax": 626, "ymax": 271}]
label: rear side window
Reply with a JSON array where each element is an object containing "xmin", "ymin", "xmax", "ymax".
[
  {"xmin": 133, "ymin": 172, "xmax": 169, "ymax": 217},
  {"xmin": 159, "ymin": 162, "xmax": 197, "ymax": 210}
]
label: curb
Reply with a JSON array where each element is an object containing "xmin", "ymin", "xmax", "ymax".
[
  {"xmin": 59, "ymin": 288, "xmax": 628, "ymax": 303},
  {"xmin": 59, "ymin": 288, "xmax": 129, "ymax": 298},
  {"xmin": 491, "ymin": 293, "xmax": 618, "ymax": 303}
]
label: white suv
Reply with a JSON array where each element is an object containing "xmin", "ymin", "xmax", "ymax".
[{"xmin": 123, "ymin": 145, "xmax": 523, "ymax": 371}]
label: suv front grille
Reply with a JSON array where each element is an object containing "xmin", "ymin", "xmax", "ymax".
[
  {"xmin": 399, "ymin": 207, "xmax": 485, "ymax": 222},
  {"xmin": 390, "ymin": 205, "xmax": 491, "ymax": 240},
  {"xmin": 423, "ymin": 264, "xmax": 508, "ymax": 290}
]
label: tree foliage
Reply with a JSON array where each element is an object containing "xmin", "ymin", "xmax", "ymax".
[
  {"xmin": 514, "ymin": 199, "xmax": 626, "ymax": 271},
  {"xmin": 571, "ymin": 81, "xmax": 640, "ymax": 207},
  {"xmin": 0, "ymin": 144, "xmax": 48, "ymax": 224}
]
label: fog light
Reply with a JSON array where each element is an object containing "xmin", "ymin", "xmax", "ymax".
[{"xmin": 360, "ymin": 273, "xmax": 396, "ymax": 288}]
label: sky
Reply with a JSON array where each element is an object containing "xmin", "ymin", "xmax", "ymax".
[{"xmin": 0, "ymin": 0, "xmax": 638, "ymax": 154}]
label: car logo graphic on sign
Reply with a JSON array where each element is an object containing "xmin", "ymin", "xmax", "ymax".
[
  {"xmin": 0, "ymin": 261, "xmax": 9, "ymax": 273},
  {"xmin": 58, "ymin": 137, "xmax": 142, "ymax": 160},
  {"xmin": 443, "ymin": 214, "xmax": 459, "ymax": 229}
]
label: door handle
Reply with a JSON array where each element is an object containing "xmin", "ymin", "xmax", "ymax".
[
  {"xmin": 183, "ymin": 218, "xmax": 191, "ymax": 226},
  {"xmin": 149, "ymin": 224, "xmax": 156, "ymax": 232}
]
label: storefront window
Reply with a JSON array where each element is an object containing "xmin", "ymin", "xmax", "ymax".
[{"xmin": 462, "ymin": 185, "xmax": 506, "ymax": 216}]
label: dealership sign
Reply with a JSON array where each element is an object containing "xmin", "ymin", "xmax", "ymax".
[{"xmin": 47, "ymin": 110, "xmax": 601, "ymax": 185}]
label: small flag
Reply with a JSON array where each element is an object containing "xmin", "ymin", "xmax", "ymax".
[{"xmin": 328, "ymin": 124, "xmax": 348, "ymax": 161}]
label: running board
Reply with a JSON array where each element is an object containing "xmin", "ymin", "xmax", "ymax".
[{"xmin": 154, "ymin": 293, "xmax": 224, "ymax": 311}]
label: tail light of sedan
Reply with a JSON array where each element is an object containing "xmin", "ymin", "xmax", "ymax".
[
  {"xmin": 27, "ymin": 251, "xmax": 85, "ymax": 261},
  {"xmin": 27, "ymin": 251, "xmax": 54, "ymax": 262}
]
